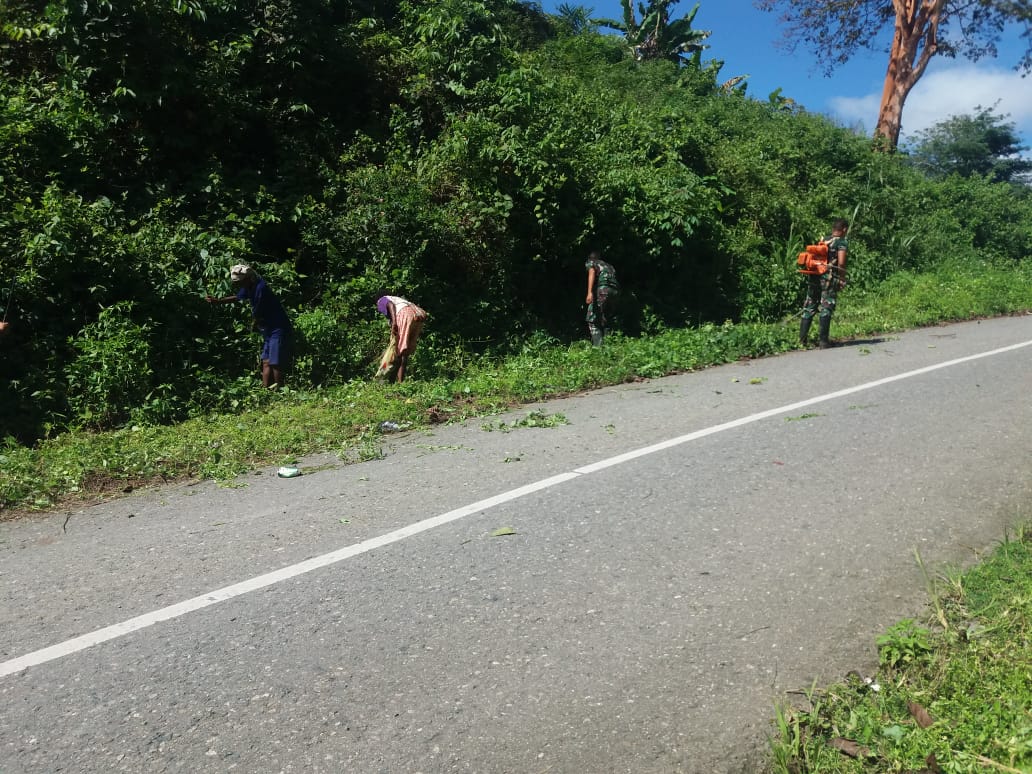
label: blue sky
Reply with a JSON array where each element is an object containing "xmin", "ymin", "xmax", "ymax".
[{"xmin": 539, "ymin": 0, "xmax": 1032, "ymax": 147}]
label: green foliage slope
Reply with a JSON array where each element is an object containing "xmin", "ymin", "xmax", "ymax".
[{"xmin": 1, "ymin": 0, "xmax": 1031, "ymax": 442}]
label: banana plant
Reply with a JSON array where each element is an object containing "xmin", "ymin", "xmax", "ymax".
[{"xmin": 596, "ymin": 0, "xmax": 710, "ymax": 63}]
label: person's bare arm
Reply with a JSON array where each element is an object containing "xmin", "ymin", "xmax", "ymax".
[{"xmin": 586, "ymin": 267, "xmax": 597, "ymax": 305}]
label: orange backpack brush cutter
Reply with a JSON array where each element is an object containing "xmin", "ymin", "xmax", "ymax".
[{"xmin": 797, "ymin": 242, "xmax": 829, "ymax": 275}]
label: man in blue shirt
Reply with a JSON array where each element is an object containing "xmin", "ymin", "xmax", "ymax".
[{"xmin": 207, "ymin": 264, "xmax": 292, "ymax": 388}]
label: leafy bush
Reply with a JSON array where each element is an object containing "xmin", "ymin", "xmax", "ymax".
[
  {"xmin": 3, "ymin": 0, "xmax": 1032, "ymax": 443},
  {"xmin": 65, "ymin": 302, "xmax": 154, "ymax": 428}
]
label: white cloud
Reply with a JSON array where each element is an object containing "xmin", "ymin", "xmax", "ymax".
[
  {"xmin": 827, "ymin": 63, "xmax": 1032, "ymax": 143},
  {"xmin": 826, "ymin": 93, "xmax": 881, "ymax": 134}
]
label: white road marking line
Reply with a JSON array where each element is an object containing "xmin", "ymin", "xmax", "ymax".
[
  {"xmin": 575, "ymin": 339, "xmax": 1032, "ymax": 473},
  {"xmin": 2, "ymin": 338, "xmax": 1030, "ymax": 678},
  {"xmin": 0, "ymin": 472, "xmax": 580, "ymax": 679}
]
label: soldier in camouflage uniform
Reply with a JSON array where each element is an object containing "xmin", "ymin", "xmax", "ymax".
[
  {"xmin": 800, "ymin": 219, "xmax": 849, "ymax": 349},
  {"xmin": 585, "ymin": 250, "xmax": 619, "ymax": 346}
]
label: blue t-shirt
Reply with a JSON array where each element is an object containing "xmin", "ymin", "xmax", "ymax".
[{"xmin": 237, "ymin": 278, "xmax": 291, "ymax": 333}]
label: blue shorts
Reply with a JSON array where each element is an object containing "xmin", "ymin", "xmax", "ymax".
[{"xmin": 261, "ymin": 329, "xmax": 291, "ymax": 368}]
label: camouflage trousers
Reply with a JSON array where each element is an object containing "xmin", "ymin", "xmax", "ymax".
[
  {"xmin": 801, "ymin": 270, "xmax": 839, "ymax": 322},
  {"xmin": 586, "ymin": 286, "xmax": 616, "ymax": 338}
]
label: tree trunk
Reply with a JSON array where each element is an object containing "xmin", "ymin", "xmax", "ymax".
[
  {"xmin": 875, "ymin": 0, "xmax": 945, "ymax": 150},
  {"xmin": 875, "ymin": 45, "xmax": 913, "ymax": 150}
]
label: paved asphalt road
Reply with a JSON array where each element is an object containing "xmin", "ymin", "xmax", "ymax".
[{"xmin": 2, "ymin": 316, "xmax": 1031, "ymax": 774}]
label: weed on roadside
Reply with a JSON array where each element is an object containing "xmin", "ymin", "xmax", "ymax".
[{"xmin": 769, "ymin": 524, "xmax": 1032, "ymax": 773}]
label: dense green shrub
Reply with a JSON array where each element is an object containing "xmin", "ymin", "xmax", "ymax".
[
  {"xmin": 65, "ymin": 301, "xmax": 154, "ymax": 428},
  {"xmin": 2, "ymin": 0, "xmax": 1031, "ymax": 443}
]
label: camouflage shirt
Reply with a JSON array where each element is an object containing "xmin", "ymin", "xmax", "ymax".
[
  {"xmin": 824, "ymin": 235, "xmax": 848, "ymax": 265},
  {"xmin": 585, "ymin": 257, "xmax": 619, "ymax": 291}
]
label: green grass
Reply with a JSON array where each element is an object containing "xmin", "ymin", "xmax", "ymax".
[
  {"xmin": 769, "ymin": 525, "xmax": 1032, "ymax": 773},
  {"xmin": 1, "ymin": 257, "xmax": 1031, "ymax": 517},
  {"xmin": 0, "ymin": 318, "xmax": 804, "ymax": 515},
  {"xmin": 834, "ymin": 257, "xmax": 1032, "ymax": 338}
]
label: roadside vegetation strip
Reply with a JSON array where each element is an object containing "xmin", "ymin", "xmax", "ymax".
[
  {"xmin": 0, "ymin": 320, "xmax": 788, "ymax": 515},
  {"xmin": 769, "ymin": 524, "xmax": 1032, "ymax": 773},
  {"xmin": 1, "ymin": 258, "xmax": 1032, "ymax": 517}
]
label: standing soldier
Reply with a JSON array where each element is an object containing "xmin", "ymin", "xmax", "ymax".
[
  {"xmin": 800, "ymin": 219, "xmax": 849, "ymax": 349},
  {"xmin": 584, "ymin": 249, "xmax": 619, "ymax": 346}
]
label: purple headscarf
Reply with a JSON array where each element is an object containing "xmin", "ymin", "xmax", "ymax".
[{"xmin": 376, "ymin": 296, "xmax": 392, "ymax": 318}]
